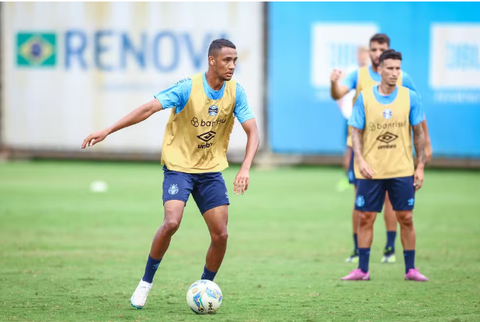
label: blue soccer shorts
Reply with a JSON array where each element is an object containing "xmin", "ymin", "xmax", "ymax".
[
  {"xmin": 354, "ymin": 176, "xmax": 415, "ymax": 212},
  {"xmin": 162, "ymin": 166, "xmax": 230, "ymax": 214}
]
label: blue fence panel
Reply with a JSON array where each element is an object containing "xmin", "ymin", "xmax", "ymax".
[{"xmin": 268, "ymin": 2, "xmax": 480, "ymax": 158}]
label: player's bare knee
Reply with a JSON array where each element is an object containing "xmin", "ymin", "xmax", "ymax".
[
  {"xmin": 402, "ymin": 217, "xmax": 413, "ymax": 227},
  {"xmin": 359, "ymin": 212, "xmax": 375, "ymax": 226},
  {"xmin": 161, "ymin": 219, "xmax": 181, "ymax": 235},
  {"xmin": 397, "ymin": 212, "xmax": 413, "ymax": 227},
  {"xmin": 211, "ymin": 231, "xmax": 228, "ymax": 245}
]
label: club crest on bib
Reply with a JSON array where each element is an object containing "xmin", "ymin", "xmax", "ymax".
[
  {"xmin": 208, "ymin": 105, "xmax": 219, "ymax": 116},
  {"xmin": 168, "ymin": 184, "xmax": 179, "ymax": 195},
  {"xmin": 383, "ymin": 109, "xmax": 393, "ymax": 120}
]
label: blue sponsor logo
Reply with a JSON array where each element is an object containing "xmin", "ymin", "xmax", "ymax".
[
  {"xmin": 18, "ymin": 30, "xmax": 228, "ymax": 72},
  {"xmin": 445, "ymin": 43, "xmax": 480, "ymax": 70},
  {"xmin": 328, "ymin": 43, "xmax": 359, "ymax": 68}
]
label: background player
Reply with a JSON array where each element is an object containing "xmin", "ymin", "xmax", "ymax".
[
  {"xmin": 341, "ymin": 49, "xmax": 429, "ymax": 281},
  {"xmin": 335, "ymin": 46, "xmax": 371, "ymax": 192},
  {"xmin": 330, "ymin": 34, "xmax": 432, "ymax": 264},
  {"xmin": 81, "ymin": 39, "xmax": 260, "ymax": 308}
]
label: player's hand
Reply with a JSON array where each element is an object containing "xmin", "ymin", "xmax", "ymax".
[
  {"xmin": 425, "ymin": 143, "xmax": 433, "ymax": 163},
  {"xmin": 81, "ymin": 129, "xmax": 110, "ymax": 149},
  {"xmin": 330, "ymin": 69, "xmax": 343, "ymax": 83},
  {"xmin": 358, "ymin": 159, "xmax": 374, "ymax": 179},
  {"xmin": 234, "ymin": 167, "xmax": 250, "ymax": 195},
  {"xmin": 414, "ymin": 167, "xmax": 424, "ymax": 191}
]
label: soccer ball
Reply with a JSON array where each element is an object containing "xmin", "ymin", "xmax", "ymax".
[{"xmin": 186, "ymin": 280, "xmax": 223, "ymax": 314}]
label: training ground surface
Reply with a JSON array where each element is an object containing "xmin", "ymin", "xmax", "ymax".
[{"xmin": 1, "ymin": 161, "xmax": 479, "ymax": 322}]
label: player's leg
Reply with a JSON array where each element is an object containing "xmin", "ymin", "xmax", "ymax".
[
  {"xmin": 346, "ymin": 148, "xmax": 360, "ymax": 263},
  {"xmin": 346, "ymin": 190, "xmax": 360, "ymax": 263},
  {"xmin": 130, "ymin": 168, "xmax": 193, "ymax": 309},
  {"xmin": 202, "ymin": 205, "xmax": 229, "ymax": 281},
  {"xmin": 387, "ymin": 177, "xmax": 428, "ymax": 281},
  {"xmin": 341, "ymin": 179, "xmax": 386, "ymax": 280},
  {"xmin": 397, "ymin": 209, "xmax": 427, "ymax": 281},
  {"xmin": 381, "ymin": 192, "xmax": 397, "ymax": 263},
  {"xmin": 395, "ymin": 210, "xmax": 415, "ymax": 252},
  {"xmin": 336, "ymin": 124, "xmax": 352, "ymax": 192},
  {"xmin": 192, "ymin": 172, "xmax": 230, "ymax": 281},
  {"xmin": 149, "ymin": 200, "xmax": 186, "ymax": 266}
]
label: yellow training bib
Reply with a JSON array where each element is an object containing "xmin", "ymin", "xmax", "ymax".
[
  {"xmin": 354, "ymin": 86, "xmax": 414, "ymax": 179},
  {"xmin": 161, "ymin": 73, "xmax": 236, "ymax": 173},
  {"xmin": 346, "ymin": 66, "xmax": 403, "ymax": 147}
]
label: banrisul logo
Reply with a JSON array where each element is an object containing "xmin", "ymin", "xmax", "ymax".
[{"xmin": 17, "ymin": 33, "xmax": 56, "ymax": 67}]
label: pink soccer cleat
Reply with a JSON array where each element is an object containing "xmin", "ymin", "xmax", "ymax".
[
  {"xmin": 341, "ymin": 268, "xmax": 370, "ymax": 281},
  {"xmin": 405, "ymin": 268, "xmax": 429, "ymax": 281}
]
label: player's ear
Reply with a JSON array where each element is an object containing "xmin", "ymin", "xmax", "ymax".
[{"xmin": 208, "ymin": 56, "xmax": 215, "ymax": 67}]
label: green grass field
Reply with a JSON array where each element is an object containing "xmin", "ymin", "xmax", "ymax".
[{"xmin": 1, "ymin": 161, "xmax": 480, "ymax": 322}]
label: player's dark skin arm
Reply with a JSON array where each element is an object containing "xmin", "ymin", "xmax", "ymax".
[
  {"xmin": 352, "ymin": 127, "xmax": 374, "ymax": 179},
  {"xmin": 81, "ymin": 99, "xmax": 163, "ymax": 148},
  {"xmin": 413, "ymin": 123, "xmax": 426, "ymax": 191},
  {"xmin": 330, "ymin": 83, "xmax": 350, "ymax": 100},
  {"xmin": 233, "ymin": 118, "xmax": 260, "ymax": 195},
  {"xmin": 330, "ymin": 69, "xmax": 351, "ymax": 100}
]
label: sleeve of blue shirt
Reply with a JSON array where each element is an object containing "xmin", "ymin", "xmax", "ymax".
[
  {"xmin": 348, "ymin": 93, "xmax": 365, "ymax": 130},
  {"xmin": 401, "ymin": 71, "xmax": 421, "ymax": 99},
  {"xmin": 341, "ymin": 70, "xmax": 358, "ymax": 90},
  {"xmin": 234, "ymin": 83, "xmax": 255, "ymax": 123},
  {"xmin": 154, "ymin": 78, "xmax": 192, "ymax": 114},
  {"xmin": 409, "ymin": 90, "xmax": 425, "ymax": 126}
]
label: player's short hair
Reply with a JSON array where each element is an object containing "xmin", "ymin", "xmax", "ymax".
[
  {"xmin": 370, "ymin": 33, "xmax": 390, "ymax": 47},
  {"xmin": 208, "ymin": 39, "xmax": 236, "ymax": 56},
  {"xmin": 379, "ymin": 49, "xmax": 402, "ymax": 65}
]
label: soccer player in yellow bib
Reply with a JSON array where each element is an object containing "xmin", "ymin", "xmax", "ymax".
[
  {"xmin": 340, "ymin": 49, "xmax": 428, "ymax": 281},
  {"xmin": 330, "ymin": 34, "xmax": 432, "ymax": 264},
  {"xmin": 81, "ymin": 39, "xmax": 260, "ymax": 308}
]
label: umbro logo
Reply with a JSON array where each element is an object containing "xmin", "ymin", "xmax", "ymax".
[
  {"xmin": 197, "ymin": 131, "xmax": 216, "ymax": 142},
  {"xmin": 376, "ymin": 132, "xmax": 398, "ymax": 144}
]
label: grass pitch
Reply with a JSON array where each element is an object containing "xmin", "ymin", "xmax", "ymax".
[{"xmin": 1, "ymin": 161, "xmax": 479, "ymax": 322}]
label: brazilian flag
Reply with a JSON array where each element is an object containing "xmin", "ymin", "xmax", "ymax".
[{"xmin": 17, "ymin": 33, "xmax": 56, "ymax": 67}]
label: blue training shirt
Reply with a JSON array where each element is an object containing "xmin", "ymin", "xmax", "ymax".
[
  {"xmin": 342, "ymin": 66, "xmax": 418, "ymax": 92},
  {"xmin": 348, "ymin": 85, "xmax": 425, "ymax": 130},
  {"xmin": 154, "ymin": 73, "xmax": 255, "ymax": 124}
]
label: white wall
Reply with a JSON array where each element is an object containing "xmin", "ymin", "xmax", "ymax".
[{"xmin": 2, "ymin": 2, "xmax": 264, "ymax": 155}]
